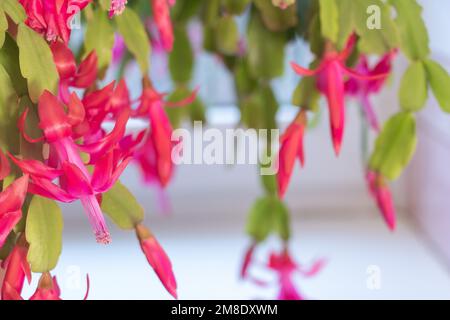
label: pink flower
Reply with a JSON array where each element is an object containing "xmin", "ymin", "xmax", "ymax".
[
  {"xmin": 109, "ymin": 0, "xmax": 128, "ymax": 18},
  {"xmin": 345, "ymin": 52, "xmax": 396, "ymax": 131},
  {"xmin": 135, "ymin": 224, "xmax": 177, "ymax": 299},
  {"xmin": 277, "ymin": 110, "xmax": 306, "ymax": 198},
  {"xmin": 29, "ymin": 273, "xmax": 61, "ymax": 300},
  {"xmin": 291, "ymin": 35, "xmax": 388, "ymax": 155},
  {"xmin": 268, "ymin": 250, "xmax": 325, "ymax": 300},
  {"xmin": 0, "ymin": 149, "xmax": 10, "ymax": 181},
  {"xmin": 15, "ymin": 91, "xmax": 132, "ymax": 244},
  {"xmin": 366, "ymin": 171, "xmax": 396, "ymax": 230},
  {"xmin": 19, "ymin": 0, "xmax": 92, "ymax": 43},
  {"xmin": 1, "ymin": 235, "xmax": 31, "ymax": 300},
  {"xmin": 0, "ymin": 175, "xmax": 29, "ymax": 248},
  {"xmin": 151, "ymin": 0, "xmax": 175, "ymax": 52},
  {"xmin": 50, "ymin": 41, "xmax": 98, "ymax": 105},
  {"xmin": 133, "ymin": 78, "xmax": 197, "ymax": 187},
  {"xmin": 241, "ymin": 243, "xmax": 256, "ymax": 279}
]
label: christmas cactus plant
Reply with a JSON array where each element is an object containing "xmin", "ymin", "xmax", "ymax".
[{"xmin": 0, "ymin": 0, "xmax": 449, "ymax": 300}]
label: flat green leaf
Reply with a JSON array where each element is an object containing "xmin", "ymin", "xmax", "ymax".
[
  {"xmin": 84, "ymin": 9, "xmax": 115, "ymax": 77},
  {"xmin": 222, "ymin": 0, "xmax": 251, "ymax": 15},
  {"xmin": 215, "ymin": 16, "xmax": 239, "ymax": 56},
  {"xmin": 101, "ymin": 181, "xmax": 144, "ymax": 230},
  {"xmin": 390, "ymin": 0, "xmax": 429, "ymax": 60},
  {"xmin": 115, "ymin": 8, "xmax": 151, "ymax": 74},
  {"xmin": 399, "ymin": 61, "xmax": 427, "ymax": 111},
  {"xmin": 0, "ymin": 8, "xmax": 7, "ymax": 48},
  {"xmin": 292, "ymin": 76, "xmax": 320, "ymax": 111},
  {"xmin": 1, "ymin": 0, "xmax": 26, "ymax": 24},
  {"xmin": 319, "ymin": 0, "xmax": 338, "ymax": 43},
  {"xmin": 169, "ymin": 26, "xmax": 194, "ymax": 84},
  {"xmin": 254, "ymin": 0, "xmax": 298, "ymax": 32},
  {"xmin": 0, "ymin": 34, "xmax": 28, "ymax": 96},
  {"xmin": 246, "ymin": 197, "xmax": 275, "ymax": 242},
  {"xmin": 16, "ymin": 23, "xmax": 58, "ymax": 103},
  {"xmin": 273, "ymin": 199, "xmax": 290, "ymax": 241},
  {"xmin": 369, "ymin": 112, "xmax": 417, "ymax": 180},
  {"xmin": 0, "ymin": 63, "xmax": 20, "ymax": 151},
  {"xmin": 424, "ymin": 59, "xmax": 450, "ymax": 113},
  {"xmin": 247, "ymin": 12, "xmax": 286, "ymax": 80},
  {"xmin": 26, "ymin": 196, "xmax": 63, "ymax": 273}
]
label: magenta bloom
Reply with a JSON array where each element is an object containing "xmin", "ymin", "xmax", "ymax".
[
  {"xmin": 268, "ymin": 250, "xmax": 325, "ymax": 300},
  {"xmin": 19, "ymin": 0, "xmax": 92, "ymax": 43},
  {"xmin": 277, "ymin": 111, "xmax": 306, "ymax": 198},
  {"xmin": 0, "ymin": 175, "xmax": 29, "ymax": 248},
  {"xmin": 345, "ymin": 52, "xmax": 396, "ymax": 131},
  {"xmin": 366, "ymin": 171, "xmax": 396, "ymax": 230},
  {"xmin": 0, "ymin": 149, "xmax": 10, "ymax": 181},
  {"xmin": 109, "ymin": 0, "xmax": 128, "ymax": 18},
  {"xmin": 151, "ymin": 0, "xmax": 175, "ymax": 52},
  {"xmin": 16, "ymin": 91, "xmax": 132, "ymax": 244},
  {"xmin": 291, "ymin": 35, "xmax": 388, "ymax": 155},
  {"xmin": 132, "ymin": 80, "xmax": 197, "ymax": 187},
  {"xmin": 1, "ymin": 235, "xmax": 31, "ymax": 300},
  {"xmin": 136, "ymin": 224, "xmax": 177, "ymax": 299}
]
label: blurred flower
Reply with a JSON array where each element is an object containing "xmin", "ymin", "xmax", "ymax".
[
  {"xmin": 109, "ymin": 0, "xmax": 128, "ymax": 18},
  {"xmin": 268, "ymin": 249, "xmax": 325, "ymax": 300},
  {"xmin": 1, "ymin": 235, "xmax": 31, "ymax": 300},
  {"xmin": 345, "ymin": 52, "xmax": 396, "ymax": 131},
  {"xmin": 151, "ymin": 0, "xmax": 175, "ymax": 52},
  {"xmin": 132, "ymin": 78, "xmax": 197, "ymax": 187},
  {"xmin": 272, "ymin": 0, "xmax": 296, "ymax": 10},
  {"xmin": 277, "ymin": 110, "xmax": 307, "ymax": 198},
  {"xmin": 135, "ymin": 224, "xmax": 177, "ymax": 299},
  {"xmin": 0, "ymin": 175, "xmax": 29, "ymax": 248},
  {"xmin": 366, "ymin": 170, "xmax": 396, "ymax": 230},
  {"xmin": 291, "ymin": 35, "xmax": 388, "ymax": 155},
  {"xmin": 19, "ymin": 0, "xmax": 92, "ymax": 43}
]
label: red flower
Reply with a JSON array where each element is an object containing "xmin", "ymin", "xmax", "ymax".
[
  {"xmin": 0, "ymin": 149, "xmax": 10, "ymax": 180},
  {"xmin": 135, "ymin": 224, "xmax": 177, "ymax": 299},
  {"xmin": 50, "ymin": 41, "xmax": 98, "ymax": 105},
  {"xmin": 29, "ymin": 273, "xmax": 61, "ymax": 300},
  {"xmin": 151, "ymin": 0, "xmax": 175, "ymax": 52},
  {"xmin": 0, "ymin": 175, "xmax": 29, "ymax": 248},
  {"xmin": 1, "ymin": 235, "xmax": 31, "ymax": 300},
  {"xmin": 291, "ymin": 35, "xmax": 388, "ymax": 155},
  {"xmin": 16, "ymin": 91, "xmax": 132, "ymax": 244},
  {"xmin": 19, "ymin": 0, "xmax": 92, "ymax": 43},
  {"xmin": 366, "ymin": 171, "xmax": 396, "ymax": 230},
  {"xmin": 277, "ymin": 110, "xmax": 306, "ymax": 198},
  {"xmin": 133, "ymin": 78, "xmax": 197, "ymax": 187}
]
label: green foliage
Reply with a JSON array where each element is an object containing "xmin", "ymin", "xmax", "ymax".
[
  {"xmin": 292, "ymin": 76, "xmax": 320, "ymax": 111},
  {"xmin": 0, "ymin": 34, "xmax": 28, "ymax": 96},
  {"xmin": 16, "ymin": 23, "xmax": 58, "ymax": 103},
  {"xmin": 0, "ymin": 63, "xmax": 20, "ymax": 152},
  {"xmin": 246, "ymin": 196, "xmax": 290, "ymax": 242},
  {"xmin": 169, "ymin": 25, "xmax": 194, "ymax": 84},
  {"xmin": 247, "ymin": 11, "xmax": 287, "ymax": 80},
  {"xmin": 115, "ymin": 8, "xmax": 151, "ymax": 74},
  {"xmin": 254, "ymin": 0, "xmax": 298, "ymax": 32},
  {"xmin": 215, "ymin": 16, "xmax": 239, "ymax": 56},
  {"xmin": 369, "ymin": 112, "xmax": 417, "ymax": 180},
  {"xmin": 222, "ymin": 0, "xmax": 251, "ymax": 15},
  {"xmin": 84, "ymin": 9, "xmax": 115, "ymax": 77},
  {"xmin": 0, "ymin": 8, "xmax": 7, "ymax": 48},
  {"xmin": 26, "ymin": 196, "xmax": 63, "ymax": 273},
  {"xmin": 319, "ymin": 0, "xmax": 338, "ymax": 43},
  {"xmin": 1, "ymin": 0, "xmax": 26, "ymax": 24},
  {"xmin": 399, "ymin": 61, "xmax": 428, "ymax": 112},
  {"xmin": 424, "ymin": 59, "xmax": 450, "ymax": 113},
  {"xmin": 390, "ymin": 0, "xmax": 429, "ymax": 60},
  {"xmin": 101, "ymin": 181, "xmax": 145, "ymax": 230}
]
